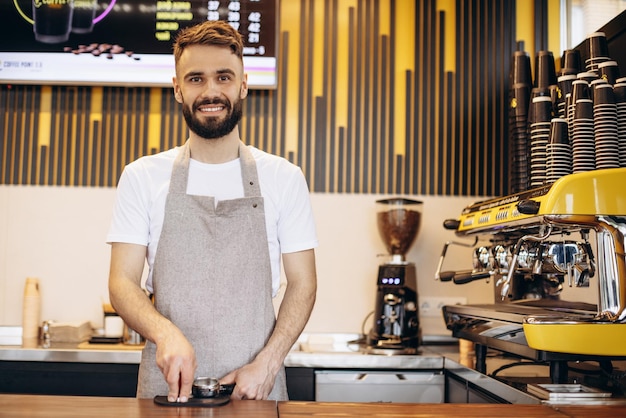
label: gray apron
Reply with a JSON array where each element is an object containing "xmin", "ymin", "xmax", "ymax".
[{"xmin": 137, "ymin": 141, "xmax": 287, "ymax": 400}]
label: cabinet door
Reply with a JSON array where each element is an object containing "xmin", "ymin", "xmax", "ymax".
[
  {"xmin": 315, "ymin": 371, "xmax": 444, "ymax": 403},
  {"xmin": 286, "ymin": 367, "xmax": 315, "ymax": 401},
  {"xmin": 0, "ymin": 361, "xmax": 138, "ymax": 397}
]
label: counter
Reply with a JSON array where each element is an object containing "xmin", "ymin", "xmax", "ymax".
[
  {"xmin": 1, "ymin": 394, "xmax": 625, "ymax": 417},
  {"xmin": 1, "ymin": 334, "xmax": 624, "ymax": 405},
  {"xmin": 0, "ymin": 333, "xmax": 442, "ymax": 368},
  {"xmin": 0, "ymin": 335, "xmax": 450, "ymax": 400}
]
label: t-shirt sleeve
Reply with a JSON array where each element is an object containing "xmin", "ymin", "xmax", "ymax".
[
  {"xmin": 277, "ymin": 167, "xmax": 318, "ymax": 254},
  {"xmin": 106, "ymin": 165, "xmax": 151, "ymax": 246}
]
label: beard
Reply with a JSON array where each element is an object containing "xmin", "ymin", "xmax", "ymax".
[{"xmin": 182, "ymin": 95, "xmax": 243, "ymax": 140}]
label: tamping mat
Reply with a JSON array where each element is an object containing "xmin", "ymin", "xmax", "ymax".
[{"xmin": 154, "ymin": 395, "xmax": 230, "ymax": 407}]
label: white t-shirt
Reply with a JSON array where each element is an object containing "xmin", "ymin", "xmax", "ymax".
[{"xmin": 106, "ymin": 144, "xmax": 318, "ymax": 296}]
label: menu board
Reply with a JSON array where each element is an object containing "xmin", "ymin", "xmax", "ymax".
[{"xmin": 0, "ymin": 0, "xmax": 278, "ymax": 88}]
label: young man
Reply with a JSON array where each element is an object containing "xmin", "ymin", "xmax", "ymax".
[{"xmin": 107, "ymin": 20, "xmax": 318, "ymax": 402}]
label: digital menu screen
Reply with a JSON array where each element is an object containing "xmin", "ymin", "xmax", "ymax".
[{"xmin": 0, "ymin": 0, "xmax": 278, "ymax": 88}]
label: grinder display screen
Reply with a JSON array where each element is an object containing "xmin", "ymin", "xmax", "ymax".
[
  {"xmin": 0, "ymin": 0, "xmax": 278, "ymax": 88},
  {"xmin": 378, "ymin": 266, "xmax": 405, "ymax": 286}
]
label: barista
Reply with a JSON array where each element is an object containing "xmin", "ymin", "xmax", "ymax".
[{"xmin": 107, "ymin": 20, "xmax": 318, "ymax": 402}]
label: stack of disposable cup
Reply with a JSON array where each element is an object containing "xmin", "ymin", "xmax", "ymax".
[
  {"xmin": 568, "ymin": 80, "xmax": 591, "ymax": 144},
  {"xmin": 546, "ymin": 118, "xmax": 572, "ymax": 184},
  {"xmin": 571, "ymin": 99, "xmax": 596, "ymax": 173},
  {"xmin": 557, "ymin": 74, "xmax": 577, "ymax": 119},
  {"xmin": 508, "ymin": 50, "xmax": 533, "ymax": 193},
  {"xmin": 593, "ymin": 83, "xmax": 620, "ymax": 169},
  {"xmin": 529, "ymin": 96, "xmax": 553, "ymax": 188}
]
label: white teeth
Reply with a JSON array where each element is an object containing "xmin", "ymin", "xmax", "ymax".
[{"xmin": 199, "ymin": 106, "xmax": 223, "ymax": 113}]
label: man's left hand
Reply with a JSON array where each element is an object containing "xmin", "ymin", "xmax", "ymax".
[{"xmin": 220, "ymin": 360, "xmax": 275, "ymax": 400}]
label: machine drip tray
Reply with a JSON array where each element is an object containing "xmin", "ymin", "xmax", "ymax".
[{"xmin": 360, "ymin": 346, "xmax": 419, "ymax": 356}]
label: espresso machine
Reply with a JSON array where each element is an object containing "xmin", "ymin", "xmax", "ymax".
[
  {"xmin": 436, "ymin": 168, "xmax": 626, "ymax": 383},
  {"xmin": 365, "ymin": 198, "xmax": 423, "ymax": 354}
]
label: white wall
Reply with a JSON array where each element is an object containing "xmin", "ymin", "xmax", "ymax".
[{"xmin": 0, "ymin": 186, "xmax": 494, "ymax": 337}]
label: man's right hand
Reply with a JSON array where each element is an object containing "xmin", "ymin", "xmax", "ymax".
[{"xmin": 156, "ymin": 330, "xmax": 197, "ymax": 402}]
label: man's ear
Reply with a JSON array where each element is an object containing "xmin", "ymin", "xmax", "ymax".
[
  {"xmin": 240, "ymin": 74, "xmax": 249, "ymax": 99},
  {"xmin": 173, "ymin": 77, "xmax": 183, "ymax": 103}
]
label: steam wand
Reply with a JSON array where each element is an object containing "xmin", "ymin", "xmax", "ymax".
[
  {"xmin": 496, "ymin": 225, "xmax": 553, "ymax": 300},
  {"xmin": 434, "ymin": 237, "xmax": 480, "ymax": 282}
]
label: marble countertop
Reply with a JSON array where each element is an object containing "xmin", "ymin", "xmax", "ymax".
[
  {"xmin": 0, "ymin": 342, "xmax": 142, "ymax": 364},
  {"xmin": 0, "ymin": 333, "xmax": 453, "ymax": 368}
]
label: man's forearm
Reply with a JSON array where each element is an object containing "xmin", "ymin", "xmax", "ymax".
[
  {"xmin": 255, "ymin": 249, "xmax": 317, "ymax": 373},
  {"xmin": 108, "ymin": 243, "xmax": 177, "ymax": 345}
]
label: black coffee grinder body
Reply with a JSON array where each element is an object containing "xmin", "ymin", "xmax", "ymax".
[
  {"xmin": 365, "ymin": 198, "xmax": 423, "ymax": 355},
  {"xmin": 367, "ymin": 262, "xmax": 420, "ymax": 353}
]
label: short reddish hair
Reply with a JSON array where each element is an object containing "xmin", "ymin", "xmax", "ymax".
[{"xmin": 173, "ymin": 20, "xmax": 244, "ymax": 65}]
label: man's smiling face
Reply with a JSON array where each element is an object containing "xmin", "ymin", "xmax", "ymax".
[{"xmin": 173, "ymin": 44, "xmax": 248, "ymax": 140}]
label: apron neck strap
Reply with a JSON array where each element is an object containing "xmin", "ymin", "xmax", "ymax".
[
  {"xmin": 169, "ymin": 140, "xmax": 262, "ymax": 197},
  {"xmin": 239, "ymin": 141, "xmax": 261, "ymax": 197}
]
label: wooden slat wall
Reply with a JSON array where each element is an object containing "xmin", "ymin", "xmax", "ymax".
[{"xmin": 0, "ymin": 0, "xmax": 517, "ymax": 196}]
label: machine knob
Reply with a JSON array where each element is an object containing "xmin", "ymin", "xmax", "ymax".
[
  {"xmin": 517, "ymin": 199, "xmax": 540, "ymax": 215},
  {"xmin": 443, "ymin": 219, "xmax": 461, "ymax": 230}
]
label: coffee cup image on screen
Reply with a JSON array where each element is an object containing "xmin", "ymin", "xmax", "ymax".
[
  {"xmin": 71, "ymin": 0, "xmax": 99, "ymax": 34},
  {"xmin": 34, "ymin": 0, "xmax": 74, "ymax": 43},
  {"xmin": 14, "ymin": 0, "xmax": 113, "ymax": 44}
]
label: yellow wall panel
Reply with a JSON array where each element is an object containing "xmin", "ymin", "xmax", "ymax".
[
  {"xmin": 280, "ymin": 0, "xmax": 302, "ymax": 154},
  {"xmin": 393, "ymin": 1, "xmax": 416, "ymax": 156}
]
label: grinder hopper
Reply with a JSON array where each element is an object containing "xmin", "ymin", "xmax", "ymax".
[{"xmin": 377, "ymin": 198, "xmax": 423, "ymax": 263}]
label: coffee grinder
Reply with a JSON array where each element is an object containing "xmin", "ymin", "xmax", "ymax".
[{"xmin": 365, "ymin": 198, "xmax": 423, "ymax": 354}]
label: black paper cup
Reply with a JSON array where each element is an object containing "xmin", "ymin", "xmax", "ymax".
[
  {"xmin": 560, "ymin": 49, "xmax": 582, "ymax": 75},
  {"xmin": 510, "ymin": 51, "xmax": 533, "ymax": 86},
  {"xmin": 528, "ymin": 88, "xmax": 552, "ymax": 124},
  {"xmin": 531, "ymin": 96, "xmax": 554, "ymax": 123},
  {"xmin": 598, "ymin": 61, "xmax": 620, "ymax": 85},
  {"xmin": 587, "ymin": 32, "xmax": 609, "ymax": 60},
  {"xmin": 509, "ymin": 83, "xmax": 531, "ymax": 119},
  {"xmin": 571, "ymin": 80, "xmax": 591, "ymax": 104},
  {"xmin": 574, "ymin": 99, "xmax": 593, "ymax": 120},
  {"xmin": 593, "ymin": 83, "xmax": 615, "ymax": 105},
  {"xmin": 590, "ymin": 78, "xmax": 609, "ymax": 103},
  {"xmin": 535, "ymin": 50, "xmax": 557, "ymax": 89},
  {"xmin": 550, "ymin": 118, "xmax": 569, "ymax": 144},
  {"xmin": 615, "ymin": 83, "xmax": 626, "ymax": 103},
  {"xmin": 557, "ymin": 74, "xmax": 577, "ymax": 101}
]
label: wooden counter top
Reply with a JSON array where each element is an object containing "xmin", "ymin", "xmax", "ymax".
[
  {"xmin": 0, "ymin": 395, "xmax": 277, "ymax": 417},
  {"xmin": 2, "ymin": 395, "xmax": 626, "ymax": 417},
  {"xmin": 279, "ymin": 401, "xmax": 561, "ymax": 417}
]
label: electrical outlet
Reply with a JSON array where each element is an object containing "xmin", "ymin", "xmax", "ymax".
[{"xmin": 419, "ymin": 297, "xmax": 467, "ymax": 318}]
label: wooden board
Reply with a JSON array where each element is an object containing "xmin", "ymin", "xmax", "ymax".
[
  {"xmin": 2, "ymin": 394, "xmax": 626, "ymax": 418},
  {"xmin": 0, "ymin": 395, "xmax": 277, "ymax": 418},
  {"xmin": 277, "ymin": 401, "xmax": 570, "ymax": 418}
]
